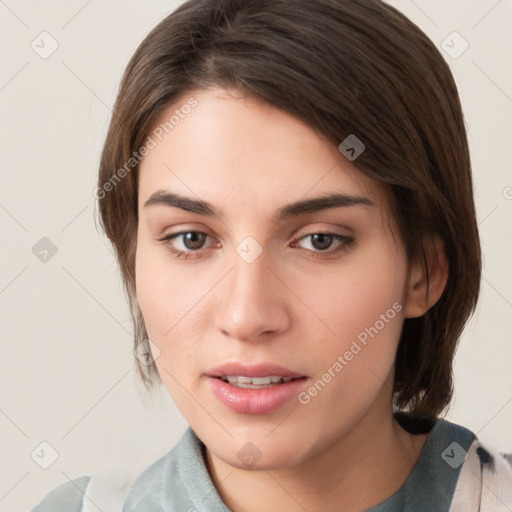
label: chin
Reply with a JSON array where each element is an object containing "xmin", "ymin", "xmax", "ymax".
[
  {"xmin": 220, "ymin": 444, "xmax": 309, "ymax": 471},
  {"xmin": 205, "ymin": 426, "xmax": 316, "ymax": 470}
]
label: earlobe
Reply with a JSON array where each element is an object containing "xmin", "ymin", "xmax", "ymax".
[{"xmin": 404, "ymin": 238, "xmax": 449, "ymax": 319}]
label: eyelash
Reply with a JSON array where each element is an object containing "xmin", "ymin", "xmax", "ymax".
[{"xmin": 158, "ymin": 231, "xmax": 355, "ymax": 260}]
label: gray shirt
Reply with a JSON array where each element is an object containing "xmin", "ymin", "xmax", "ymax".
[{"xmin": 30, "ymin": 417, "xmax": 512, "ymax": 511}]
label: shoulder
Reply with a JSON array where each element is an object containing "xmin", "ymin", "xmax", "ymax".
[
  {"xmin": 28, "ymin": 474, "xmax": 92, "ymax": 512},
  {"xmin": 123, "ymin": 427, "xmax": 227, "ymax": 511},
  {"xmin": 450, "ymin": 431, "xmax": 512, "ymax": 511},
  {"xmin": 28, "ymin": 464, "xmax": 140, "ymax": 512},
  {"xmin": 28, "ymin": 429, "xmax": 203, "ymax": 512},
  {"xmin": 396, "ymin": 415, "xmax": 512, "ymax": 510},
  {"xmin": 123, "ymin": 428, "xmax": 199, "ymax": 511}
]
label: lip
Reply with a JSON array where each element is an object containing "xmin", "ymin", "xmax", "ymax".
[
  {"xmin": 206, "ymin": 362, "xmax": 305, "ymax": 379},
  {"xmin": 206, "ymin": 362, "xmax": 308, "ymax": 415}
]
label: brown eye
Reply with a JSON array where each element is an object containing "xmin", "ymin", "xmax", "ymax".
[
  {"xmin": 309, "ymin": 233, "xmax": 335, "ymax": 251},
  {"xmin": 180, "ymin": 232, "xmax": 208, "ymax": 250},
  {"xmin": 292, "ymin": 232, "xmax": 355, "ymax": 259},
  {"xmin": 158, "ymin": 231, "xmax": 215, "ymax": 260}
]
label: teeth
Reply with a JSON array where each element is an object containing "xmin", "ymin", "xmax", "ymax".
[{"xmin": 221, "ymin": 375, "xmax": 294, "ymax": 388}]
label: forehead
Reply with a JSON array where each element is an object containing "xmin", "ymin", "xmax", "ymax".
[{"xmin": 138, "ymin": 87, "xmax": 387, "ymax": 216}]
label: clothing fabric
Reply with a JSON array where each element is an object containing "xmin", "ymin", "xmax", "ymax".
[{"xmin": 28, "ymin": 416, "xmax": 512, "ymax": 511}]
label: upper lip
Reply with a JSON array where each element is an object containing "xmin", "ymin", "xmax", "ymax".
[{"xmin": 207, "ymin": 362, "xmax": 306, "ymax": 379}]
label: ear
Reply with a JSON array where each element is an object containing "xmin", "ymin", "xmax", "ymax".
[{"xmin": 404, "ymin": 237, "xmax": 449, "ymax": 319}]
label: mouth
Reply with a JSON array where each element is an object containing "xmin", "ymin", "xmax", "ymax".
[
  {"xmin": 206, "ymin": 362, "xmax": 308, "ymax": 414},
  {"xmin": 207, "ymin": 361, "xmax": 306, "ymax": 382},
  {"xmin": 217, "ymin": 375, "xmax": 301, "ymax": 389}
]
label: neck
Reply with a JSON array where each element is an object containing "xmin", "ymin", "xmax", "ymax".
[{"xmin": 205, "ymin": 397, "xmax": 429, "ymax": 512}]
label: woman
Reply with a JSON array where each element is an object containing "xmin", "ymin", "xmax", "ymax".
[{"xmin": 30, "ymin": 0, "xmax": 512, "ymax": 510}]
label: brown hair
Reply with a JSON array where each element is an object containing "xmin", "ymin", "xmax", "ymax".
[{"xmin": 96, "ymin": 0, "xmax": 481, "ymax": 416}]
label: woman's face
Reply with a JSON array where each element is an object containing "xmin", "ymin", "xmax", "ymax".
[{"xmin": 136, "ymin": 87, "xmax": 411, "ymax": 469}]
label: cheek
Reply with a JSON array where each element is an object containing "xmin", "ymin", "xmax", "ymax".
[
  {"xmin": 134, "ymin": 237, "xmax": 214, "ymax": 374},
  {"xmin": 135, "ymin": 236, "xmax": 199, "ymax": 334},
  {"xmin": 135, "ymin": 242, "xmax": 173, "ymax": 335},
  {"xmin": 135, "ymin": 241, "xmax": 205, "ymax": 411},
  {"xmin": 135, "ymin": 239, "xmax": 182, "ymax": 367},
  {"xmin": 290, "ymin": 238, "xmax": 407, "ymax": 411},
  {"xmin": 295, "ymin": 248, "xmax": 406, "ymax": 345}
]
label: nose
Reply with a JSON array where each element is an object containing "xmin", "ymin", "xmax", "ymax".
[{"xmin": 213, "ymin": 247, "xmax": 290, "ymax": 343}]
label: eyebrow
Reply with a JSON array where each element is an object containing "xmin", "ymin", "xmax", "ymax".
[{"xmin": 143, "ymin": 190, "xmax": 375, "ymax": 223}]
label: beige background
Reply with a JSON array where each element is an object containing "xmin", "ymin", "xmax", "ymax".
[{"xmin": 0, "ymin": 1, "xmax": 511, "ymax": 510}]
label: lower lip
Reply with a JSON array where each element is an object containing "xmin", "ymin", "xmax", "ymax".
[{"xmin": 208, "ymin": 377, "xmax": 308, "ymax": 415}]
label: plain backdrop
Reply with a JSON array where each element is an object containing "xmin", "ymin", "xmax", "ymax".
[{"xmin": 1, "ymin": 1, "xmax": 511, "ymax": 510}]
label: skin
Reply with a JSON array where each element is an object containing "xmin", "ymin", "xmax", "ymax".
[{"xmin": 135, "ymin": 87, "xmax": 448, "ymax": 512}]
